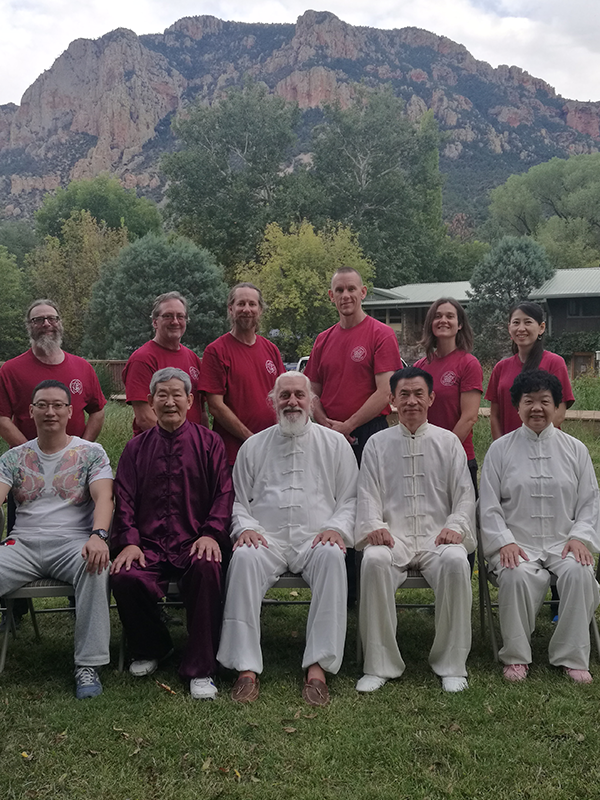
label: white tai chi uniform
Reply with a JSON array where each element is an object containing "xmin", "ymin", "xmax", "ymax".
[
  {"xmin": 480, "ymin": 423, "xmax": 600, "ymax": 669},
  {"xmin": 356, "ymin": 422, "xmax": 476, "ymax": 679},
  {"xmin": 217, "ymin": 420, "xmax": 358, "ymax": 675}
]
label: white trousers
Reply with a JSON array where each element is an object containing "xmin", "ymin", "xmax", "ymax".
[
  {"xmin": 359, "ymin": 545, "xmax": 472, "ymax": 679},
  {"xmin": 496, "ymin": 554, "xmax": 600, "ymax": 669},
  {"xmin": 217, "ymin": 539, "xmax": 347, "ymax": 674},
  {"xmin": 0, "ymin": 534, "xmax": 110, "ymax": 666}
]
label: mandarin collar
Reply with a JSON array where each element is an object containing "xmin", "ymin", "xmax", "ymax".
[
  {"xmin": 520, "ymin": 422, "xmax": 556, "ymax": 441},
  {"xmin": 398, "ymin": 421, "xmax": 429, "ymax": 437},
  {"xmin": 157, "ymin": 419, "xmax": 190, "ymax": 439}
]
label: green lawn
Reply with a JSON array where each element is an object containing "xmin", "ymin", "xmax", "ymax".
[{"xmin": 2, "ymin": 404, "xmax": 600, "ymax": 799}]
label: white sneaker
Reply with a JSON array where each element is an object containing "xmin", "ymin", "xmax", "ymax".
[
  {"xmin": 190, "ymin": 677, "xmax": 218, "ymax": 700},
  {"xmin": 129, "ymin": 659, "xmax": 158, "ymax": 677},
  {"xmin": 356, "ymin": 674, "xmax": 388, "ymax": 693},
  {"xmin": 442, "ymin": 676, "xmax": 468, "ymax": 692}
]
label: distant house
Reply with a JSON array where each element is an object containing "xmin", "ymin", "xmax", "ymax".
[{"xmin": 364, "ymin": 268, "xmax": 600, "ymax": 373}]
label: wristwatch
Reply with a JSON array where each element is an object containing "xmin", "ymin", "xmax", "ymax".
[{"xmin": 91, "ymin": 528, "xmax": 109, "ymax": 542}]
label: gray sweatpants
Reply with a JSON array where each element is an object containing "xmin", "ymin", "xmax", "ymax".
[{"xmin": 0, "ymin": 534, "xmax": 110, "ymax": 666}]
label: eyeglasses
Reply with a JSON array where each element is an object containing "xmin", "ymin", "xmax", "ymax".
[
  {"xmin": 156, "ymin": 313, "xmax": 188, "ymax": 322},
  {"xmin": 29, "ymin": 315, "xmax": 61, "ymax": 325},
  {"xmin": 31, "ymin": 401, "xmax": 70, "ymax": 410}
]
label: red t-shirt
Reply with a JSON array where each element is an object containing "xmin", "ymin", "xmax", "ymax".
[
  {"xmin": 199, "ymin": 333, "xmax": 285, "ymax": 464},
  {"xmin": 0, "ymin": 349, "xmax": 106, "ymax": 440},
  {"xmin": 304, "ymin": 315, "xmax": 402, "ymax": 423},
  {"xmin": 485, "ymin": 350, "xmax": 575, "ymax": 436},
  {"xmin": 122, "ymin": 340, "xmax": 205, "ymax": 435},
  {"xmin": 414, "ymin": 350, "xmax": 483, "ymax": 461}
]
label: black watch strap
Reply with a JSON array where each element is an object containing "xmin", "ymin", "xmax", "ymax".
[{"xmin": 91, "ymin": 528, "xmax": 109, "ymax": 542}]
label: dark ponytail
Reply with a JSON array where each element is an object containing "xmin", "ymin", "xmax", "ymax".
[{"xmin": 509, "ymin": 301, "xmax": 545, "ymax": 371}]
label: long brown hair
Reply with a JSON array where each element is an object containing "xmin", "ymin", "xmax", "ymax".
[
  {"xmin": 421, "ymin": 298, "xmax": 474, "ymax": 361},
  {"xmin": 509, "ymin": 301, "xmax": 545, "ymax": 371}
]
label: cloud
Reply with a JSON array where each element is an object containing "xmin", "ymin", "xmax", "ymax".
[{"xmin": 0, "ymin": 1, "xmax": 599, "ymax": 105}]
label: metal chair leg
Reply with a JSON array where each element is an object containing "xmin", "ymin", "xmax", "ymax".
[{"xmin": 27, "ymin": 598, "xmax": 41, "ymax": 642}]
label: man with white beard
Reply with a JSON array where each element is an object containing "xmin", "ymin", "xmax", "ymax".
[{"xmin": 217, "ymin": 371, "xmax": 358, "ymax": 706}]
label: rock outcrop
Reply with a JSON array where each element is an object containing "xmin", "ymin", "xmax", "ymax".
[{"xmin": 2, "ymin": 10, "xmax": 599, "ymax": 218}]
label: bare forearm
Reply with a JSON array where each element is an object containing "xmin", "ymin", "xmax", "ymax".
[
  {"xmin": 207, "ymin": 396, "xmax": 253, "ymax": 442},
  {"xmin": 554, "ymin": 401, "xmax": 567, "ymax": 428},
  {"xmin": 452, "ymin": 392, "xmax": 481, "ymax": 443},
  {"xmin": 91, "ymin": 481, "xmax": 114, "ymax": 531},
  {"xmin": 311, "ymin": 396, "xmax": 331, "ymax": 427},
  {"xmin": 82, "ymin": 409, "xmax": 105, "ymax": 442},
  {"xmin": 0, "ymin": 417, "xmax": 27, "ymax": 447},
  {"xmin": 490, "ymin": 404, "xmax": 503, "ymax": 441},
  {"xmin": 131, "ymin": 401, "xmax": 157, "ymax": 431},
  {"xmin": 343, "ymin": 389, "xmax": 390, "ymax": 433}
]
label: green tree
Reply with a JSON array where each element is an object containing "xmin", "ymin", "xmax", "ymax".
[
  {"xmin": 486, "ymin": 154, "xmax": 600, "ymax": 269},
  {"xmin": 0, "ymin": 220, "xmax": 37, "ymax": 268},
  {"xmin": 238, "ymin": 221, "xmax": 374, "ymax": 361},
  {"xmin": 0, "ymin": 246, "xmax": 28, "ymax": 360},
  {"xmin": 310, "ymin": 90, "xmax": 446, "ymax": 287},
  {"xmin": 83, "ymin": 233, "xmax": 229, "ymax": 359},
  {"xmin": 467, "ymin": 236, "xmax": 554, "ymax": 363},
  {"xmin": 35, "ymin": 174, "xmax": 162, "ymax": 241},
  {"xmin": 163, "ymin": 83, "xmax": 300, "ymax": 276},
  {"xmin": 27, "ymin": 211, "xmax": 128, "ymax": 353}
]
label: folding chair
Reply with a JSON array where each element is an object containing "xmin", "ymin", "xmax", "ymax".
[
  {"xmin": 477, "ymin": 525, "xmax": 600, "ymax": 661},
  {"xmin": 117, "ymin": 571, "xmax": 309, "ymax": 672},
  {"xmin": 0, "ymin": 578, "xmax": 75, "ymax": 673}
]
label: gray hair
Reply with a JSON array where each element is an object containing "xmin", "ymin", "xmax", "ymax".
[
  {"xmin": 268, "ymin": 370, "xmax": 313, "ymax": 406},
  {"xmin": 149, "ymin": 367, "xmax": 192, "ymax": 396},
  {"xmin": 25, "ymin": 298, "xmax": 60, "ymax": 324},
  {"xmin": 151, "ymin": 292, "xmax": 189, "ymax": 319}
]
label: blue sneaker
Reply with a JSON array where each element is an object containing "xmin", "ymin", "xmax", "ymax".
[{"xmin": 75, "ymin": 666, "xmax": 103, "ymax": 699}]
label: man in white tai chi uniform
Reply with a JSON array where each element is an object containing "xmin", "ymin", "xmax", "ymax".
[
  {"xmin": 217, "ymin": 371, "xmax": 357, "ymax": 706},
  {"xmin": 480, "ymin": 369, "xmax": 600, "ymax": 684},
  {"xmin": 355, "ymin": 366, "xmax": 476, "ymax": 693}
]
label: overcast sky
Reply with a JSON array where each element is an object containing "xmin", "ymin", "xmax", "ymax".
[{"xmin": 1, "ymin": 0, "xmax": 599, "ymax": 106}]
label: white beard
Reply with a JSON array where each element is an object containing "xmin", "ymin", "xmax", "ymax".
[{"xmin": 278, "ymin": 408, "xmax": 308, "ymax": 435}]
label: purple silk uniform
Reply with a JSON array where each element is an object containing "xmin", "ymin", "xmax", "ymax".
[{"xmin": 111, "ymin": 420, "xmax": 233, "ymax": 680}]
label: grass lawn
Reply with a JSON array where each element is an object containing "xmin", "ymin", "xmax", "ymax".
[{"xmin": 2, "ymin": 403, "xmax": 600, "ymax": 799}]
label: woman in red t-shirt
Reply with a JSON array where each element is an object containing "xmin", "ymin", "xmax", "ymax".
[
  {"xmin": 485, "ymin": 302, "xmax": 574, "ymax": 441},
  {"xmin": 414, "ymin": 298, "xmax": 483, "ymax": 492}
]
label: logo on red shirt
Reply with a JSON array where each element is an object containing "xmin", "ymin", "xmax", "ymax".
[
  {"xmin": 351, "ymin": 346, "xmax": 367, "ymax": 363},
  {"xmin": 440, "ymin": 371, "xmax": 458, "ymax": 387},
  {"xmin": 265, "ymin": 360, "xmax": 277, "ymax": 375},
  {"xmin": 69, "ymin": 379, "xmax": 83, "ymax": 395},
  {"xmin": 189, "ymin": 366, "xmax": 200, "ymax": 381}
]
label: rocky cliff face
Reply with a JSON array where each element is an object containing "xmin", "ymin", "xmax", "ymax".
[{"xmin": 2, "ymin": 10, "xmax": 599, "ymax": 219}]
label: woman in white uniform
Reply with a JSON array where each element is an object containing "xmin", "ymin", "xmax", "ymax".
[{"xmin": 480, "ymin": 369, "xmax": 600, "ymax": 683}]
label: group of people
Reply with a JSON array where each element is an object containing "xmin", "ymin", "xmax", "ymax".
[{"xmin": 0, "ymin": 269, "xmax": 598, "ymax": 703}]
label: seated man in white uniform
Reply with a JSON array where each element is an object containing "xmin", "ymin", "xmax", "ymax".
[
  {"xmin": 217, "ymin": 371, "xmax": 358, "ymax": 706},
  {"xmin": 0, "ymin": 380, "xmax": 113, "ymax": 698},
  {"xmin": 480, "ymin": 369, "xmax": 600, "ymax": 684},
  {"xmin": 356, "ymin": 366, "xmax": 476, "ymax": 693}
]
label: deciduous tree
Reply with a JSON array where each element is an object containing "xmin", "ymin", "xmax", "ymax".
[
  {"xmin": 83, "ymin": 233, "xmax": 229, "ymax": 359},
  {"xmin": 163, "ymin": 83, "xmax": 300, "ymax": 276},
  {"xmin": 35, "ymin": 174, "xmax": 162, "ymax": 241},
  {"xmin": 486, "ymin": 154, "xmax": 600, "ymax": 269},
  {"xmin": 311, "ymin": 90, "xmax": 446, "ymax": 287},
  {"xmin": 238, "ymin": 221, "xmax": 374, "ymax": 360},
  {"xmin": 27, "ymin": 211, "xmax": 128, "ymax": 353},
  {"xmin": 0, "ymin": 246, "xmax": 28, "ymax": 360}
]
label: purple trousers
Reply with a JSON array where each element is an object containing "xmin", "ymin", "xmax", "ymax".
[{"xmin": 111, "ymin": 555, "xmax": 224, "ymax": 680}]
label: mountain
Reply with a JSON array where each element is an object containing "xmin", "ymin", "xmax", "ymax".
[{"xmin": 1, "ymin": 10, "xmax": 599, "ymax": 222}]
